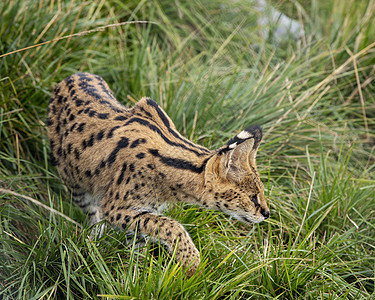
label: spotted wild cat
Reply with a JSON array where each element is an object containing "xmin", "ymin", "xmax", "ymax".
[{"xmin": 47, "ymin": 73, "xmax": 270, "ymax": 276}]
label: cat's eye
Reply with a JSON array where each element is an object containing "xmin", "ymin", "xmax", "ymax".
[{"xmin": 251, "ymin": 195, "xmax": 260, "ymax": 207}]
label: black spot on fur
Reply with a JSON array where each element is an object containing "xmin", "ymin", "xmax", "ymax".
[
  {"xmin": 117, "ymin": 163, "xmax": 127, "ymax": 185},
  {"xmin": 133, "ymin": 211, "xmax": 149, "ymax": 220},
  {"xmin": 98, "ymin": 113, "xmax": 109, "ymax": 119},
  {"xmin": 57, "ymin": 95, "xmax": 64, "ymax": 104},
  {"xmin": 46, "ymin": 118, "xmax": 53, "ymax": 126},
  {"xmin": 82, "ymin": 140, "xmax": 87, "ymax": 150},
  {"xmin": 136, "ymin": 153, "xmax": 145, "ymax": 159},
  {"xmin": 114, "ymin": 116, "xmax": 127, "ymax": 121},
  {"xmin": 107, "ymin": 126, "xmax": 120, "ymax": 138},
  {"xmin": 123, "ymin": 215, "xmax": 131, "ymax": 224},
  {"xmin": 97, "ymin": 130, "xmax": 105, "ymax": 141},
  {"xmin": 130, "ymin": 138, "xmax": 147, "ymax": 148},
  {"xmin": 124, "ymin": 117, "xmax": 208, "ymax": 156},
  {"xmin": 67, "ymin": 143, "xmax": 73, "ymax": 154},
  {"xmin": 57, "ymin": 146, "xmax": 63, "ymax": 157},
  {"xmin": 149, "ymin": 149, "xmax": 209, "ymax": 174},
  {"xmin": 147, "ymin": 164, "xmax": 155, "ymax": 170},
  {"xmin": 107, "ymin": 137, "xmax": 129, "ymax": 166},
  {"xmin": 55, "ymin": 122, "xmax": 61, "ymax": 134},
  {"xmin": 99, "ymin": 160, "xmax": 106, "ymax": 168},
  {"xmin": 74, "ymin": 149, "xmax": 80, "ymax": 159},
  {"xmin": 50, "ymin": 153, "xmax": 58, "ymax": 166},
  {"xmin": 143, "ymin": 217, "xmax": 150, "ymax": 228},
  {"xmin": 77, "ymin": 123, "xmax": 86, "ymax": 132},
  {"xmin": 87, "ymin": 134, "xmax": 95, "ymax": 147}
]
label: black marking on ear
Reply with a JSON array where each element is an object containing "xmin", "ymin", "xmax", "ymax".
[
  {"xmin": 244, "ymin": 125, "xmax": 262, "ymax": 146},
  {"xmin": 220, "ymin": 125, "xmax": 262, "ymax": 154},
  {"xmin": 227, "ymin": 125, "xmax": 262, "ymax": 147}
]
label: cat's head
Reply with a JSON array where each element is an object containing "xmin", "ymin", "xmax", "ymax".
[{"xmin": 204, "ymin": 126, "xmax": 270, "ymax": 224}]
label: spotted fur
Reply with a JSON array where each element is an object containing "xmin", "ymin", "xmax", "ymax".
[{"xmin": 47, "ymin": 73, "xmax": 270, "ymax": 276}]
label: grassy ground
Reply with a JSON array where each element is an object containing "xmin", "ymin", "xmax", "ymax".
[{"xmin": 1, "ymin": 0, "xmax": 374, "ymax": 298}]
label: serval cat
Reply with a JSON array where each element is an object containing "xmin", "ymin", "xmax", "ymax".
[{"xmin": 47, "ymin": 73, "xmax": 270, "ymax": 276}]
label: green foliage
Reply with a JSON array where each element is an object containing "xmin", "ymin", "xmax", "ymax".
[{"xmin": 1, "ymin": 0, "xmax": 374, "ymax": 298}]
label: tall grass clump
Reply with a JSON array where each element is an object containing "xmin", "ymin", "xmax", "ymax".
[{"xmin": 1, "ymin": 0, "xmax": 374, "ymax": 298}]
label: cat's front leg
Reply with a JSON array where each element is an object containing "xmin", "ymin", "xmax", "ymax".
[{"xmin": 106, "ymin": 208, "xmax": 200, "ymax": 276}]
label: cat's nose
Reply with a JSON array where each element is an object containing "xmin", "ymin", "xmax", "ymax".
[{"xmin": 261, "ymin": 208, "xmax": 270, "ymax": 219}]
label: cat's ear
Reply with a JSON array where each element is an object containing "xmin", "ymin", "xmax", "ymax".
[
  {"xmin": 224, "ymin": 125, "xmax": 262, "ymax": 164},
  {"xmin": 206, "ymin": 126, "xmax": 262, "ymax": 182}
]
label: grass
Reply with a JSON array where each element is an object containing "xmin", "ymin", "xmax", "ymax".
[{"xmin": 0, "ymin": 0, "xmax": 374, "ymax": 298}]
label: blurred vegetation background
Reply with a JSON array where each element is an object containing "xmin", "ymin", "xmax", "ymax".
[{"xmin": 0, "ymin": 0, "xmax": 374, "ymax": 298}]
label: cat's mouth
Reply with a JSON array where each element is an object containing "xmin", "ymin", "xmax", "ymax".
[{"xmin": 241, "ymin": 215, "xmax": 265, "ymax": 224}]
